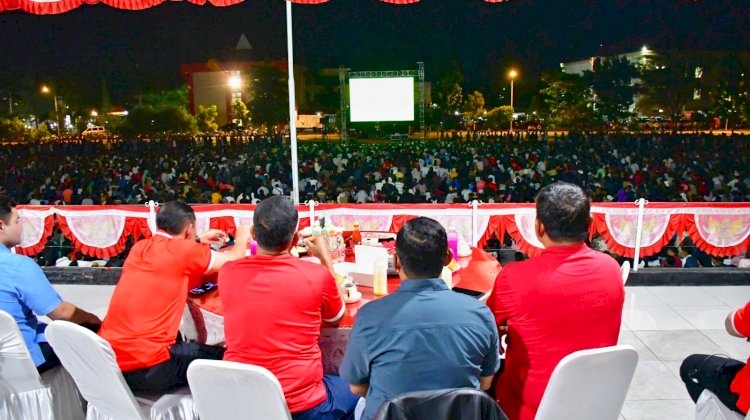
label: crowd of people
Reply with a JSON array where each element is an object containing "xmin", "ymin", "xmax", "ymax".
[
  {"xmin": 1, "ymin": 131, "xmax": 749, "ymax": 206},
  {"xmin": 1, "ymin": 182, "xmax": 748, "ymax": 419}
]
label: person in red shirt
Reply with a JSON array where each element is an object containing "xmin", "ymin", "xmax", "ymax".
[
  {"xmin": 98, "ymin": 201, "xmax": 250, "ymax": 393},
  {"xmin": 680, "ymin": 301, "xmax": 750, "ymax": 415},
  {"xmin": 487, "ymin": 182, "xmax": 624, "ymax": 420},
  {"xmin": 219, "ymin": 196, "xmax": 359, "ymax": 419}
]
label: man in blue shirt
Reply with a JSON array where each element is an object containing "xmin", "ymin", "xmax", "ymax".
[
  {"xmin": 0, "ymin": 196, "xmax": 101, "ymax": 372},
  {"xmin": 340, "ymin": 217, "xmax": 501, "ymax": 420}
]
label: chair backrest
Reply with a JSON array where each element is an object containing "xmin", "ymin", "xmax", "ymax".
[
  {"xmin": 621, "ymin": 261, "xmax": 631, "ymax": 285},
  {"xmin": 0, "ymin": 310, "xmax": 44, "ymax": 393},
  {"xmin": 373, "ymin": 388, "xmax": 508, "ymax": 420},
  {"xmin": 187, "ymin": 360, "xmax": 291, "ymax": 420},
  {"xmin": 45, "ymin": 321, "xmax": 145, "ymax": 420},
  {"xmin": 535, "ymin": 345, "xmax": 638, "ymax": 420}
]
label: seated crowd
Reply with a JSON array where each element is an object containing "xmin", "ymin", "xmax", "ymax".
[
  {"xmin": 1, "ymin": 132, "xmax": 749, "ymax": 207},
  {"xmin": 1, "ymin": 182, "xmax": 747, "ymax": 419}
]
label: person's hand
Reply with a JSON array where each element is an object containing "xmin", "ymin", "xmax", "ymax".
[
  {"xmin": 304, "ymin": 235, "xmax": 331, "ymax": 263},
  {"xmin": 234, "ymin": 224, "xmax": 252, "ymax": 245},
  {"xmin": 198, "ymin": 229, "xmax": 228, "ymax": 245}
]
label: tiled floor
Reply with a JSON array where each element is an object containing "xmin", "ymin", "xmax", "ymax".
[{"xmin": 50, "ymin": 284, "xmax": 750, "ymax": 420}]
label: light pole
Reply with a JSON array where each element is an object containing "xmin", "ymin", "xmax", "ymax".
[
  {"xmin": 508, "ymin": 69, "xmax": 518, "ymax": 134},
  {"xmin": 41, "ymin": 85, "xmax": 61, "ymax": 138}
]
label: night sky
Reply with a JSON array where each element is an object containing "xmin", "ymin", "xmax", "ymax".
[{"xmin": 1, "ymin": 0, "xmax": 749, "ymax": 105}]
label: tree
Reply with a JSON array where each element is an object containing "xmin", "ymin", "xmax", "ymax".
[
  {"xmin": 636, "ymin": 52, "xmax": 698, "ymax": 120},
  {"xmin": 586, "ymin": 57, "xmax": 640, "ymax": 124},
  {"xmin": 434, "ymin": 64, "xmax": 465, "ymax": 129},
  {"xmin": 120, "ymin": 105, "xmax": 197, "ymax": 136},
  {"xmin": 540, "ymin": 71, "xmax": 596, "ymax": 129},
  {"xmin": 231, "ymin": 100, "xmax": 251, "ymax": 127},
  {"xmin": 196, "ymin": 105, "xmax": 219, "ymax": 133},
  {"xmin": 462, "ymin": 91, "xmax": 486, "ymax": 130},
  {"xmin": 246, "ymin": 61, "xmax": 289, "ymax": 130},
  {"xmin": 0, "ymin": 117, "xmax": 29, "ymax": 141},
  {"xmin": 485, "ymin": 106, "xmax": 513, "ymax": 132}
]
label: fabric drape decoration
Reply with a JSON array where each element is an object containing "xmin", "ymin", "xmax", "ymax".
[
  {"xmin": 13, "ymin": 203, "xmax": 750, "ymax": 259},
  {"xmin": 1, "ymin": 0, "xmax": 508, "ymax": 14}
]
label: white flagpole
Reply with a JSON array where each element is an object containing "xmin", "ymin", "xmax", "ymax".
[{"xmin": 286, "ymin": 0, "xmax": 300, "ymax": 205}]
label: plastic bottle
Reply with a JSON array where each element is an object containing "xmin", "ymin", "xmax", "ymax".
[
  {"xmin": 373, "ymin": 255, "xmax": 388, "ymax": 296},
  {"xmin": 352, "ymin": 221, "xmax": 362, "ymax": 246},
  {"xmin": 447, "ymin": 226, "xmax": 459, "ymax": 259},
  {"xmin": 328, "ymin": 228, "xmax": 339, "ymax": 262}
]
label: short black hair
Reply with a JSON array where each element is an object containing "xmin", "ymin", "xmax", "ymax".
[
  {"xmin": 253, "ymin": 196, "xmax": 298, "ymax": 252},
  {"xmin": 156, "ymin": 201, "xmax": 196, "ymax": 235},
  {"xmin": 396, "ymin": 217, "xmax": 448, "ymax": 279},
  {"xmin": 0, "ymin": 196, "xmax": 15, "ymax": 224},
  {"xmin": 535, "ymin": 182, "xmax": 591, "ymax": 242}
]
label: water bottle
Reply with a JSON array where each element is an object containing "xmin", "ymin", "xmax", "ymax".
[
  {"xmin": 373, "ymin": 255, "xmax": 388, "ymax": 296},
  {"xmin": 447, "ymin": 226, "xmax": 459, "ymax": 259}
]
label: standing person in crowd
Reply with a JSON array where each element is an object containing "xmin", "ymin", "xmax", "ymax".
[
  {"xmin": 680, "ymin": 301, "xmax": 749, "ymax": 416},
  {"xmin": 219, "ymin": 196, "xmax": 359, "ymax": 419},
  {"xmin": 340, "ymin": 217, "xmax": 501, "ymax": 420},
  {"xmin": 98, "ymin": 201, "xmax": 250, "ymax": 392},
  {"xmin": 0, "ymin": 196, "xmax": 101, "ymax": 373},
  {"xmin": 487, "ymin": 182, "xmax": 625, "ymax": 420}
]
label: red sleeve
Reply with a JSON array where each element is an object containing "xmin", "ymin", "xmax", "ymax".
[
  {"xmin": 179, "ymin": 240, "xmax": 213, "ymax": 289},
  {"xmin": 320, "ymin": 269, "xmax": 344, "ymax": 323},
  {"xmin": 732, "ymin": 301, "xmax": 750, "ymax": 338},
  {"xmin": 489, "ymin": 268, "xmax": 515, "ymax": 327}
]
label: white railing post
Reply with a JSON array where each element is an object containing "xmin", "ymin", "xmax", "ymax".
[
  {"xmin": 633, "ymin": 198, "xmax": 647, "ymax": 272},
  {"xmin": 307, "ymin": 200, "xmax": 318, "ymax": 229},
  {"xmin": 146, "ymin": 200, "xmax": 160, "ymax": 235},
  {"xmin": 470, "ymin": 200, "xmax": 481, "ymax": 246}
]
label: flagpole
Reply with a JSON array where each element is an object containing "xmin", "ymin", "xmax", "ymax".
[{"xmin": 286, "ymin": 0, "xmax": 300, "ymax": 205}]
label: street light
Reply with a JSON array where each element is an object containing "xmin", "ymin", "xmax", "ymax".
[
  {"xmin": 228, "ymin": 75, "xmax": 242, "ymax": 90},
  {"xmin": 41, "ymin": 85, "xmax": 61, "ymax": 138},
  {"xmin": 508, "ymin": 69, "xmax": 518, "ymax": 134}
]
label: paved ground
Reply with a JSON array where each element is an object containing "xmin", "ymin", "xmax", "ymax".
[{"xmin": 49, "ymin": 284, "xmax": 750, "ymax": 420}]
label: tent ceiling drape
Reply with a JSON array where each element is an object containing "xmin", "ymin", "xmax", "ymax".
[{"xmin": 0, "ymin": 0, "xmax": 507, "ymax": 15}]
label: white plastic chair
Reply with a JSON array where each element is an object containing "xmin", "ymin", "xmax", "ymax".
[
  {"xmin": 535, "ymin": 345, "xmax": 638, "ymax": 420},
  {"xmin": 0, "ymin": 310, "xmax": 84, "ymax": 420},
  {"xmin": 695, "ymin": 389, "xmax": 747, "ymax": 420},
  {"xmin": 621, "ymin": 261, "xmax": 631, "ymax": 285},
  {"xmin": 45, "ymin": 320, "xmax": 196, "ymax": 420},
  {"xmin": 187, "ymin": 359, "xmax": 292, "ymax": 420}
]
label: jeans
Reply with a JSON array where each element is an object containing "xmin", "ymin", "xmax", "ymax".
[
  {"xmin": 123, "ymin": 341, "xmax": 225, "ymax": 393},
  {"xmin": 292, "ymin": 375, "xmax": 360, "ymax": 420}
]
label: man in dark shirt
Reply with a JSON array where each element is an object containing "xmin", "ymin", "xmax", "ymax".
[{"xmin": 340, "ymin": 217, "xmax": 500, "ymax": 420}]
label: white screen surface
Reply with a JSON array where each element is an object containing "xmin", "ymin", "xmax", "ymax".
[{"xmin": 349, "ymin": 77, "xmax": 414, "ymax": 122}]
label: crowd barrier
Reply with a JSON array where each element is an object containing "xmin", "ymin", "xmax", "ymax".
[{"xmin": 14, "ymin": 202, "xmax": 750, "ymax": 263}]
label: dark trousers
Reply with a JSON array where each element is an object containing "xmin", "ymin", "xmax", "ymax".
[
  {"xmin": 680, "ymin": 354, "xmax": 745, "ymax": 415},
  {"xmin": 123, "ymin": 341, "xmax": 225, "ymax": 393},
  {"xmin": 37, "ymin": 322, "xmax": 100, "ymax": 374}
]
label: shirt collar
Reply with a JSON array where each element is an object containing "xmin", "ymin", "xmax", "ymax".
[
  {"xmin": 541, "ymin": 242, "xmax": 589, "ymax": 255},
  {"xmin": 397, "ymin": 279, "xmax": 450, "ymax": 293},
  {"xmin": 0, "ymin": 243, "xmax": 10, "ymax": 253},
  {"xmin": 154, "ymin": 230, "xmax": 173, "ymax": 239}
]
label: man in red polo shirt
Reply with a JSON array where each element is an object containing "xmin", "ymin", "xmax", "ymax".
[
  {"xmin": 680, "ymin": 301, "xmax": 750, "ymax": 415},
  {"xmin": 219, "ymin": 196, "xmax": 359, "ymax": 419},
  {"xmin": 99, "ymin": 201, "xmax": 250, "ymax": 392},
  {"xmin": 487, "ymin": 182, "xmax": 624, "ymax": 420}
]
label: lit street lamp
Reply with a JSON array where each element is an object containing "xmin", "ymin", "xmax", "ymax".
[
  {"xmin": 508, "ymin": 69, "xmax": 518, "ymax": 134},
  {"xmin": 40, "ymin": 85, "xmax": 61, "ymax": 138}
]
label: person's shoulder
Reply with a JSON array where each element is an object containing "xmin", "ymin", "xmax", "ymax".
[{"xmin": 9, "ymin": 253, "xmax": 43, "ymax": 273}]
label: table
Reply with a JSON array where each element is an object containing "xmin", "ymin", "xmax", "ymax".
[{"xmin": 186, "ymin": 246, "xmax": 501, "ymax": 374}]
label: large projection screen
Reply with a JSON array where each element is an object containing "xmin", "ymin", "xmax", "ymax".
[{"xmin": 349, "ymin": 77, "xmax": 415, "ymax": 122}]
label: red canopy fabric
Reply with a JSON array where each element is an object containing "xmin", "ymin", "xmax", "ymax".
[{"xmin": 0, "ymin": 0, "xmax": 506, "ymax": 14}]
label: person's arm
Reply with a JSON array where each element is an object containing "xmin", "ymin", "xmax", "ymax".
[
  {"xmin": 47, "ymin": 301, "xmax": 101, "ymax": 325},
  {"xmin": 725, "ymin": 302, "xmax": 750, "ymax": 339},
  {"xmin": 350, "ymin": 383, "xmax": 369, "ymax": 397},
  {"xmin": 479, "ymin": 376, "xmax": 493, "ymax": 391},
  {"xmin": 206, "ymin": 224, "xmax": 251, "ymax": 274}
]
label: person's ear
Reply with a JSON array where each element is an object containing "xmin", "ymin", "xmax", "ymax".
[
  {"xmin": 393, "ymin": 252, "xmax": 401, "ymax": 272},
  {"xmin": 250, "ymin": 225, "xmax": 256, "ymax": 240},
  {"xmin": 535, "ymin": 218, "xmax": 546, "ymax": 241},
  {"xmin": 444, "ymin": 248, "xmax": 453, "ymax": 266}
]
